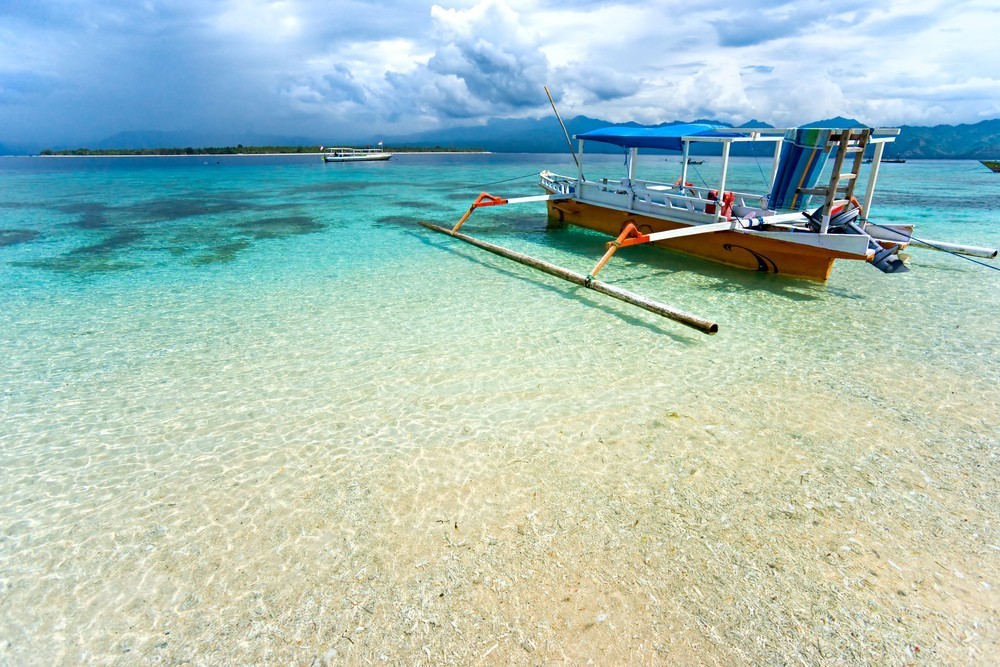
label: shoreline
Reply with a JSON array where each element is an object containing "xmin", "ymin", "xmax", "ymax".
[
  {"xmin": 3, "ymin": 153, "xmax": 994, "ymax": 161},
  {"xmin": 16, "ymin": 150, "xmax": 494, "ymax": 158}
]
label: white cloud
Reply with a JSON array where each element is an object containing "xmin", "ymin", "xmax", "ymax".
[
  {"xmin": 0, "ymin": 0, "xmax": 999, "ymax": 147},
  {"xmin": 213, "ymin": 0, "xmax": 305, "ymax": 40}
]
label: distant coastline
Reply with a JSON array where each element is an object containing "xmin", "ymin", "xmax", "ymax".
[{"xmin": 37, "ymin": 145, "xmax": 489, "ymax": 157}]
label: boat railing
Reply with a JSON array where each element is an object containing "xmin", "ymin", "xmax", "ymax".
[
  {"xmin": 540, "ymin": 171, "xmax": 575, "ymax": 195},
  {"xmin": 584, "ymin": 177, "xmax": 768, "ymax": 217},
  {"xmin": 542, "ymin": 171, "xmax": 773, "ymax": 221}
]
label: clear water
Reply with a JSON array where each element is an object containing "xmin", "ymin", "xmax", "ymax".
[{"xmin": 1, "ymin": 153, "xmax": 998, "ymax": 664}]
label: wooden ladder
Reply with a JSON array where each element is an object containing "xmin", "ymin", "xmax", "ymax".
[{"xmin": 797, "ymin": 129, "xmax": 871, "ymax": 233}]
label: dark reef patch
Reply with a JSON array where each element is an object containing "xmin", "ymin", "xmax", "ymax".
[
  {"xmin": 189, "ymin": 241, "xmax": 253, "ymax": 266},
  {"xmin": 0, "ymin": 229, "xmax": 41, "ymax": 247},
  {"xmin": 396, "ymin": 200, "xmax": 437, "ymax": 209},
  {"xmin": 56, "ymin": 203, "xmax": 113, "ymax": 230},
  {"xmin": 289, "ymin": 181, "xmax": 370, "ymax": 195},
  {"xmin": 129, "ymin": 197, "xmax": 263, "ymax": 222},
  {"xmin": 235, "ymin": 215, "xmax": 325, "ymax": 240},
  {"xmin": 69, "ymin": 229, "xmax": 145, "ymax": 257},
  {"xmin": 374, "ymin": 215, "xmax": 418, "ymax": 227}
]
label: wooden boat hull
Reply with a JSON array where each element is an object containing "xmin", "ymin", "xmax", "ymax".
[
  {"xmin": 981, "ymin": 160, "xmax": 1000, "ymax": 173},
  {"xmin": 546, "ymin": 198, "xmax": 863, "ymax": 281}
]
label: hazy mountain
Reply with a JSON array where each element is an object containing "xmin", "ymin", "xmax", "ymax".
[
  {"xmin": 383, "ymin": 115, "xmax": 741, "ymax": 154},
  {"xmin": 381, "ymin": 115, "xmax": 606, "ymax": 153},
  {"xmin": 383, "ymin": 115, "xmax": 1000, "ymax": 158},
  {"xmin": 8, "ymin": 117, "xmax": 1000, "ymax": 158},
  {"xmin": 895, "ymin": 119, "xmax": 1000, "ymax": 159},
  {"xmin": 802, "ymin": 116, "xmax": 864, "ymax": 128}
]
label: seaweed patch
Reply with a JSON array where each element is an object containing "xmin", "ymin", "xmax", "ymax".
[
  {"xmin": 189, "ymin": 240, "xmax": 253, "ymax": 265},
  {"xmin": 0, "ymin": 229, "xmax": 41, "ymax": 247},
  {"xmin": 235, "ymin": 215, "xmax": 324, "ymax": 239}
]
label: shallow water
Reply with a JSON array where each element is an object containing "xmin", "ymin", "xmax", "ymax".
[{"xmin": 1, "ymin": 153, "xmax": 998, "ymax": 664}]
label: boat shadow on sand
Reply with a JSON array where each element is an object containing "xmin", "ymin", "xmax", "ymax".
[
  {"xmin": 407, "ymin": 228, "xmax": 701, "ymax": 344},
  {"xmin": 432, "ymin": 215, "xmax": 851, "ymax": 304}
]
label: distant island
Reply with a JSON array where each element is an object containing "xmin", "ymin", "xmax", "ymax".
[{"xmin": 38, "ymin": 144, "xmax": 487, "ymax": 156}]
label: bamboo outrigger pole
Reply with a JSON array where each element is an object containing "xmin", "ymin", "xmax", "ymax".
[{"xmin": 419, "ymin": 220, "xmax": 719, "ymax": 335}]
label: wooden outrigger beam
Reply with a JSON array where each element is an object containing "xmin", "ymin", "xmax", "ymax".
[
  {"xmin": 419, "ymin": 220, "xmax": 719, "ymax": 335},
  {"xmin": 452, "ymin": 192, "xmax": 572, "ymax": 233},
  {"xmin": 905, "ymin": 238, "xmax": 998, "ymax": 259}
]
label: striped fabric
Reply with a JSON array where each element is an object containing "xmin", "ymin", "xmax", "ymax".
[{"xmin": 767, "ymin": 129, "xmax": 832, "ymax": 210}]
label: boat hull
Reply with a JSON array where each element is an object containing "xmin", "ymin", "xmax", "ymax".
[
  {"xmin": 323, "ymin": 153, "xmax": 392, "ymax": 163},
  {"xmin": 546, "ymin": 198, "xmax": 863, "ymax": 281},
  {"xmin": 981, "ymin": 160, "xmax": 1000, "ymax": 173}
]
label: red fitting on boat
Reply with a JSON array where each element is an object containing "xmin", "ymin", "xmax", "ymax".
[
  {"xmin": 470, "ymin": 192, "xmax": 509, "ymax": 209},
  {"xmin": 615, "ymin": 222, "xmax": 651, "ymax": 248},
  {"xmin": 721, "ymin": 191, "xmax": 735, "ymax": 219},
  {"xmin": 705, "ymin": 190, "xmax": 734, "ymax": 219}
]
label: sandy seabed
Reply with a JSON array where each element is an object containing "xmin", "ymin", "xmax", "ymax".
[
  {"xmin": 1, "ymin": 163, "xmax": 997, "ymax": 663},
  {"xmin": 2, "ymin": 366, "xmax": 995, "ymax": 665}
]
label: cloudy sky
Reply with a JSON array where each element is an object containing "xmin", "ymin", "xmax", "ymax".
[{"xmin": 2, "ymin": 0, "xmax": 999, "ymax": 148}]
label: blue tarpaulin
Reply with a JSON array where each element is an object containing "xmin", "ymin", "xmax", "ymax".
[
  {"xmin": 766, "ymin": 129, "xmax": 832, "ymax": 210},
  {"xmin": 575, "ymin": 123, "xmax": 739, "ymax": 151}
]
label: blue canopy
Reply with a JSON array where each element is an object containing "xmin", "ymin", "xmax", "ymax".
[{"xmin": 575, "ymin": 123, "xmax": 739, "ymax": 151}]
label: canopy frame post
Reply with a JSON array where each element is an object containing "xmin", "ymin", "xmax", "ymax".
[
  {"xmin": 715, "ymin": 141, "xmax": 732, "ymax": 222},
  {"xmin": 680, "ymin": 140, "xmax": 691, "ymax": 189},
  {"xmin": 768, "ymin": 138, "xmax": 783, "ymax": 195},
  {"xmin": 860, "ymin": 141, "xmax": 886, "ymax": 223}
]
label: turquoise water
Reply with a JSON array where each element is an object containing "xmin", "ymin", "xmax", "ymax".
[{"xmin": 1, "ymin": 153, "xmax": 998, "ymax": 664}]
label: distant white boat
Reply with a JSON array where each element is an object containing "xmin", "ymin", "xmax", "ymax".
[{"xmin": 321, "ymin": 145, "xmax": 392, "ymax": 163}]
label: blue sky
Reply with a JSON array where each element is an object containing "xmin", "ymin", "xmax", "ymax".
[{"xmin": 2, "ymin": 0, "xmax": 999, "ymax": 148}]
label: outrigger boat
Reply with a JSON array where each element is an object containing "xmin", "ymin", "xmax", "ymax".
[
  {"xmin": 539, "ymin": 124, "xmax": 930, "ymax": 281},
  {"xmin": 421, "ymin": 123, "xmax": 997, "ymax": 334},
  {"xmin": 321, "ymin": 145, "xmax": 392, "ymax": 163},
  {"xmin": 981, "ymin": 160, "xmax": 1000, "ymax": 172}
]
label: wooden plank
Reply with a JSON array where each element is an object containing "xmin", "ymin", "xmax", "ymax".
[{"xmin": 419, "ymin": 221, "xmax": 719, "ymax": 335}]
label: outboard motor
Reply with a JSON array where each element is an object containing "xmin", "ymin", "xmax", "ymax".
[
  {"xmin": 841, "ymin": 220, "xmax": 910, "ymax": 273},
  {"xmin": 807, "ymin": 204, "xmax": 909, "ymax": 273},
  {"xmin": 867, "ymin": 240, "xmax": 910, "ymax": 273}
]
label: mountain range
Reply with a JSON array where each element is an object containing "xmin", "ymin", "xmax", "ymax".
[
  {"xmin": 379, "ymin": 115, "xmax": 1000, "ymax": 159},
  {"xmin": 5, "ymin": 116, "xmax": 1000, "ymax": 158}
]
